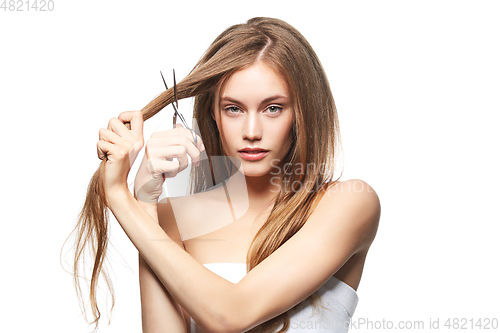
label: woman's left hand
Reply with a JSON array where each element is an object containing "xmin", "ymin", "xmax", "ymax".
[{"xmin": 97, "ymin": 111, "xmax": 144, "ymax": 194}]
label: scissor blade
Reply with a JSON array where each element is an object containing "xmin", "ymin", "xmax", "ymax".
[
  {"xmin": 173, "ymin": 69, "xmax": 178, "ymax": 109},
  {"xmin": 160, "ymin": 71, "xmax": 169, "ymax": 90}
]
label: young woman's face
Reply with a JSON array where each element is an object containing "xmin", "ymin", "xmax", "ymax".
[{"xmin": 213, "ymin": 61, "xmax": 294, "ymax": 177}]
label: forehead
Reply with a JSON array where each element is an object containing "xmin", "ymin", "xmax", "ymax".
[{"xmin": 221, "ymin": 62, "xmax": 289, "ymax": 100}]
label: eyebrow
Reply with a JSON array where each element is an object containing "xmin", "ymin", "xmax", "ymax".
[{"xmin": 221, "ymin": 95, "xmax": 288, "ymax": 107}]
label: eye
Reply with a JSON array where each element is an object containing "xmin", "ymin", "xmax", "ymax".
[
  {"xmin": 266, "ymin": 105, "xmax": 283, "ymax": 115},
  {"xmin": 224, "ymin": 106, "xmax": 241, "ymax": 114}
]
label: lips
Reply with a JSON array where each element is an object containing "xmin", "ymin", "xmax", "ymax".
[
  {"xmin": 238, "ymin": 147, "xmax": 269, "ymax": 153},
  {"xmin": 238, "ymin": 147, "xmax": 269, "ymax": 161}
]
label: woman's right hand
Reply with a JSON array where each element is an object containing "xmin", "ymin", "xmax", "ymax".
[{"xmin": 134, "ymin": 123, "xmax": 205, "ymax": 204}]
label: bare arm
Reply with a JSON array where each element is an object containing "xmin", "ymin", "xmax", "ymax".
[
  {"xmin": 137, "ymin": 200, "xmax": 189, "ymax": 333},
  {"xmin": 97, "ymin": 111, "xmax": 193, "ymax": 331},
  {"xmin": 108, "ymin": 179, "xmax": 380, "ymax": 333}
]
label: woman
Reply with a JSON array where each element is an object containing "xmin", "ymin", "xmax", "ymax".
[{"xmin": 74, "ymin": 17, "xmax": 380, "ymax": 332}]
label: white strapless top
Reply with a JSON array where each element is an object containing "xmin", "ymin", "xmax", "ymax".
[{"xmin": 190, "ymin": 263, "xmax": 358, "ymax": 333}]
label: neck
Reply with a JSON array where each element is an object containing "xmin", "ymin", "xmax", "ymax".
[{"xmin": 245, "ymin": 173, "xmax": 280, "ymax": 209}]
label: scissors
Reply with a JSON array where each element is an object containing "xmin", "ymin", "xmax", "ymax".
[{"xmin": 160, "ymin": 69, "xmax": 198, "ymax": 145}]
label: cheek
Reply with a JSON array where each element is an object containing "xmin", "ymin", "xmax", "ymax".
[
  {"xmin": 224, "ymin": 129, "xmax": 240, "ymax": 146},
  {"xmin": 218, "ymin": 114, "xmax": 242, "ymax": 141},
  {"xmin": 218, "ymin": 121, "xmax": 238, "ymax": 149}
]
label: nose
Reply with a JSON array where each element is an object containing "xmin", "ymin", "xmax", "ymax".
[{"xmin": 242, "ymin": 112, "xmax": 262, "ymax": 141}]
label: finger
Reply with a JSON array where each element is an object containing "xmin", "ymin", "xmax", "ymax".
[
  {"xmin": 149, "ymin": 136, "xmax": 201, "ymax": 166},
  {"xmin": 195, "ymin": 133, "xmax": 205, "ymax": 152},
  {"xmin": 101, "ymin": 127, "xmax": 138, "ymax": 164},
  {"xmin": 176, "ymin": 124, "xmax": 204, "ymax": 152},
  {"xmin": 162, "ymin": 124, "xmax": 204, "ymax": 152},
  {"xmin": 100, "ymin": 127, "xmax": 125, "ymax": 142},
  {"xmin": 161, "ymin": 145, "xmax": 189, "ymax": 170},
  {"xmin": 148, "ymin": 158, "xmax": 181, "ymax": 177},
  {"xmin": 97, "ymin": 139, "xmax": 114, "ymax": 160},
  {"xmin": 156, "ymin": 128, "xmax": 204, "ymax": 154},
  {"xmin": 118, "ymin": 111, "xmax": 144, "ymax": 140},
  {"xmin": 106, "ymin": 115, "xmax": 144, "ymax": 152},
  {"xmin": 147, "ymin": 145, "xmax": 189, "ymax": 165},
  {"xmin": 175, "ymin": 151, "xmax": 189, "ymax": 172},
  {"xmin": 107, "ymin": 117, "xmax": 137, "ymax": 143}
]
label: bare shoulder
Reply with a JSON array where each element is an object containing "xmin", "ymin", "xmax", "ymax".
[
  {"xmin": 326, "ymin": 179, "xmax": 380, "ymax": 203},
  {"xmin": 320, "ymin": 179, "xmax": 381, "ymax": 252}
]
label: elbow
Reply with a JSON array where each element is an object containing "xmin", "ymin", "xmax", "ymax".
[
  {"xmin": 197, "ymin": 301, "xmax": 247, "ymax": 333},
  {"xmin": 198, "ymin": 315, "xmax": 239, "ymax": 333},
  {"xmin": 197, "ymin": 285, "xmax": 250, "ymax": 333}
]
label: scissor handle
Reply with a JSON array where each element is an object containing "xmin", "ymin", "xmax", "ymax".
[
  {"xmin": 173, "ymin": 113, "xmax": 198, "ymax": 145},
  {"xmin": 190, "ymin": 128, "xmax": 198, "ymax": 145}
]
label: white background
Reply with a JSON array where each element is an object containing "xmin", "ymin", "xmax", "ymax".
[{"xmin": 1, "ymin": 0, "xmax": 499, "ymax": 332}]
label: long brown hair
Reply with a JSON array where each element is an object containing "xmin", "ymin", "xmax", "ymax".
[{"xmin": 67, "ymin": 17, "xmax": 341, "ymax": 332}]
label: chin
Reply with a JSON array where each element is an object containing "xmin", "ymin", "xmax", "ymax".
[
  {"xmin": 241, "ymin": 171, "xmax": 268, "ymax": 177},
  {"xmin": 237, "ymin": 164, "xmax": 274, "ymax": 178}
]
